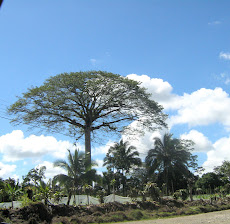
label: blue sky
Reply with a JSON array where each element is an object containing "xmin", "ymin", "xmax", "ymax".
[{"xmin": 1, "ymin": 0, "xmax": 230, "ymax": 180}]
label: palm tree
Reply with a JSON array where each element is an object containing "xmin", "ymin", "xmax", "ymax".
[
  {"xmin": 104, "ymin": 139, "xmax": 142, "ymax": 175},
  {"xmin": 145, "ymin": 133, "xmax": 197, "ymax": 195},
  {"xmin": 53, "ymin": 149, "xmax": 85, "ymax": 205},
  {"xmin": 53, "ymin": 149, "xmax": 97, "ymax": 205},
  {"xmin": 104, "ymin": 139, "xmax": 142, "ymax": 196}
]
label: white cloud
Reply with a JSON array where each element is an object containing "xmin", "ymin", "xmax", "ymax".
[
  {"xmin": 127, "ymin": 74, "xmax": 230, "ymax": 130},
  {"xmin": 92, "ymin": 140, "xmax": 114, "ymax": 156},
  {"xmin": 0, "ymin": 130, "xmax": 74, "ymax": 162},
  {"xmin": 0, "ymin": 162, "xmax": 17, "ymax": 179},
  {"xmin": 126, "ymin": 74, "xmax": 180, "ymax": 110},
  {"xmin": 123, "ymin": 125, "xmax": 167, "ymax": 159},
  {"xmin": 169, "ymin": 88, "xmax": 230, "ymax": 128},
  {"xmin": 220, "ymin": 52, "xmax": 230, "ymax": 60},
  {"xmin": 202, "ymin": 136, "xmax": 230, "ymax": 172},
  {"xmin": 180, "ymin": 130, "xmax": 214, "ymax": 152}
]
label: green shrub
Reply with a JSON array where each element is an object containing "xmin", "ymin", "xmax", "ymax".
[
  {"xmin": 20, "ymin": 195, "xmax": 34, "ymax": 207},
  {"xmin": 129, "ymin": 210, "xmax": 143, "ymax": 220}
]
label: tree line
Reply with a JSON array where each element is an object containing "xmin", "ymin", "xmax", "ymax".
[
  {"xmin": 0, "ymin": 138, "xmax": 230, "ymax": 207},
  {"xmin": 3, "ymin": 70, "xmax": 230, "ymax": 206}
]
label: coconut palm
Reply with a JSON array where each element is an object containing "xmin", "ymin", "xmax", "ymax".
[
  {"xmin": 104, "ymin": 139, "xmax": 142, "ymax": 196},
  {"xmin": 104, "ymin": 139, "xmax": 142, "ymax": 175},
  {"xmin": 145, "ymin": 133, "xmax": 197, "ymax": 195},
  {"xmin": 53, "ymin": 149, "xmax": 96, "ymax": 205}
]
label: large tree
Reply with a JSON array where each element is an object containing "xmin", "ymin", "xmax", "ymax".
[
  {"xmin": 8, "ymin": 71, "xmax": 167, "ymax": 168},
  {"xmin": 145, "ymin": 133, "xmax": 197, "ymax": 195}
]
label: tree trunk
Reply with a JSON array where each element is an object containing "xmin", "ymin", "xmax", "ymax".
[
  {"xmin": 67, "ymin": 192, "xmax": 72, "ymax": 206},
  {"xmin": 85, "ymin": 126, "xmax": 91, "ymax": 170}
]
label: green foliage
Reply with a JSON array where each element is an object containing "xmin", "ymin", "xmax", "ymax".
[
  {"xmin": 37, "ymin": 180, "xmax": 52, "ymax": 205},
  {"xmin": 104, "ymin": 139, "xmax": 142, "ymax": 175},
  {"xmin": 20, "ymin": 195, "xmax": 34, "ymax": 207},
  {"xmin": 6, "ymin": 182, "xmax": 22, "ymax": 208},
  {"xmin": 53, "ymin": 191, "xmax": 64, "ymax": 204},
  {"xmin": 146, "ymin": 133, "xmax": 197, "ymax": 195},
  {"xmin": 173, "ymin": 189, "xmax": 188, "ymax": 201},
  {"xmin": 129, "ymin": 210, "xmax": 144, "ymax": 220},
  {"xmin": 144, "ymin": 182, "xmax": 161, "ymax": 201},
  {"xmin": 22, "ymin": 166, "xmax": 46, "ymax": 189},
  {"xmin": 8, "ymin": 71, "xmax": 167, "ymax": 169},
  {"xmin": 196, "ymin": 172, "xmax": 223, "ymax": 193},
  {"xmin": 53, "ymin": 148, "xmax": 97, "ymax": 205},
  {"xmin": 214, "ymin": 160, "xmax": 230, "ymax": 183}
]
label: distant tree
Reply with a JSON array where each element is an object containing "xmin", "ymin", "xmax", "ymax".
[
  {"xmin": 8, "ymin": 71, "xmax": 167, "ymax": 169},
  {"xmin": 104, "ymin": 139, "xmax": 142, "ymax": 196},
  {"xmin": 37, "ymin": 180, "xmax": 52, "ymax": 206},
  {"xmin": 104, "ymin": 139, "xmax": 142, "ymax": 175},
  {"xmin": 128, "ymin": 166, "xmax": 150, "ymax": 192},
  {"xmin": 23, "ymin": 166, "xmax": 46, "ymax": 192},
  {"xmin": 196, "ymin": 172, "xmax": 223, "ymax": 194},
  {"xmin": 214, "ymin": 160, "xmax": 230, "ymax": 184},
  {"xmin": 145, "ymin": 133, "xmax": 197, "ymax": 195}
]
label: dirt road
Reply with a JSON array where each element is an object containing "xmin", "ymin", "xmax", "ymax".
[{"xmin": 115, "ymin": 209, "xmax": 230, "ymax": 224}]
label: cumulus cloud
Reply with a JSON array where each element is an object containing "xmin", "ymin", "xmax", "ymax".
[
  {"xmin": 92, "ymin": 140, "xmax": 115, "ymax": 156},
  {"xmin": 220, "ymin": 52, "xmax": 230, "ymax": 60},
  {"xmin": 0, "ymin": 130, "xmax": 75, "ymax": 162},
  {"xmin": 123, "ymin": 126, "xmax": 167, "ymax": 159},
  {"xmin": 180, "ymin": 130, "xmax": 214, "ymax": 152},
  {"xmin": 126, "ymin": 74, "xmax": 180, "ymax": 110},
  {"xmin": 0, "ymin": 162, "xmax": 17, "ymax": 179},
  {"xmin": 127, "ymin": 74, "xmax": 230, "ymax": 130},
  {"xmin": 169, "ymin": 88, "xmax": 230, "ymax": 128},
  {"xmin": 202, "ymin": 136, "xmax": 230, "ymax": 172}
]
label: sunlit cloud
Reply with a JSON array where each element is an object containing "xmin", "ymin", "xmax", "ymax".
[
  {"xmin": 0, "ymin": 130, "xmax": 74, "ymax": 162},
  {"xmin": 219, "ymin": 52, "xmax": 230, "ymax": 60}
]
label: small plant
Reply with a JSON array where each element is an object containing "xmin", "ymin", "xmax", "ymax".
[
  {"xmin": 129, "ymin": 210, "xmax": 143, "ymax": 220},
  {"xmin": 83, "ymin": 184, "xmax": 93, "ymax": 205},
  {"xmin": 97, "ymin": 189, "xmax": 105, "ymax": 204},
  {"xmin": 144, "ymin": 182, "xmax": 161, "ymax": 201},
  {"xmin": 173, "ymin": 189, "xmax": 188, "ymax": 201},
  {"xmin": 6, "ymin": 182, "xmax": 22, "ymax": 208},
  {"xmin": 53, "ymin": 191, "xmax": 64, "ymax": 204},
  {"xmin": 20, "ymin": 194, "xmax": 33, "ymax": 207},
  {"xmin": 129, "ymin": 187, "xmax": 139, "ymax": 202}
]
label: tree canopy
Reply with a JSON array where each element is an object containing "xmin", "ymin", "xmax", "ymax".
[
  {"xmin": 145, "ymin": 133, "xmax": 197, "ymax": 194},
  {"xmin": 103, "ymin": 139, "xmax": 142, "ymax": 175},
  {"xmin": 8, "ymin": 71, "xmax": 167, "ymax": 168}
]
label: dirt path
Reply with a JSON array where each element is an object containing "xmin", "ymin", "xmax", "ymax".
[{"xmin": 115, "ymin": 210, "xmax": 230, "ymax": 224}]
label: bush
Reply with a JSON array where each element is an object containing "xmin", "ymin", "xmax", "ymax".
[
  {"xmin": 173, "ymin": 189, "xmax": 188, "ymax": 201},
  {"xmin": 129, "ymin": 210, "xmax": 143, "ymax": 220}
]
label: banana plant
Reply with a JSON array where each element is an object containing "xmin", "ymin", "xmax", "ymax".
[{"xmin": 6, "ymin": 183, "xmax": 22, "ymax": 208}]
